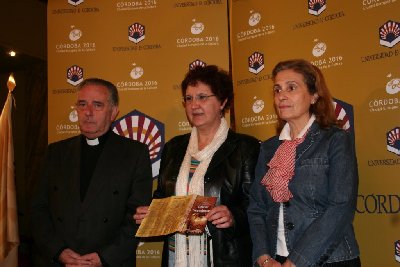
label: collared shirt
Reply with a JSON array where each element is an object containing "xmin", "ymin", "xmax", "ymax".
[{"xmin": 279, "ymin": 114, "xmax": 316, "ymax": 141}]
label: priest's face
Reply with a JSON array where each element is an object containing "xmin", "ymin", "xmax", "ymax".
[{"xmin": 76, "ymin": 84, "xmax": 119, "ymax": 139}]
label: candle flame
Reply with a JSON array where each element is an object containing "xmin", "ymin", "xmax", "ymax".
[{"xmin": 7, "ymin": 73, "xmax": 16, "ymax": 92}]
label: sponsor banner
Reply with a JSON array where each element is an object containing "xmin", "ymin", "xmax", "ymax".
[
  {"xmin": 113, "ymin": 110, "xmax": 165, "ymax": 178},
  {"xmin": 357, "ymin": 194, "xmax": 400, "ymax": 214}
]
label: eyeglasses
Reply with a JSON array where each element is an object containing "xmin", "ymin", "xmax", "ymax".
[
  {"xmin": 76, "ymin": 101, "xmax": 105, "ymax": 111},
  {"xmin": 182, "ymin": 94, "xmax": 216, "ymax": 104}
]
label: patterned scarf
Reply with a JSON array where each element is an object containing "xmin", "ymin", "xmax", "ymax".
[
  {"xmin": 175, "ymin": 118, "xmax": 229, "ymax": 267},
  {"xmin": 261, "ymin": 134, "xmax": 306, "ymax": 202}
]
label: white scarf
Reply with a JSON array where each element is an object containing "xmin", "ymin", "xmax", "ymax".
[{"xmin": 175, "ymin": 117, "xmax": 229, "ymax": 267}]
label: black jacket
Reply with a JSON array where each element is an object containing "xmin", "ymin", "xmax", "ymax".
[
  {"xmin": 30, "ymin": 132, "xmax": 153, "ymax": 267},
  {"xmin": 154, "ymin": 130, "xmax": 260, "ymax": 267}
]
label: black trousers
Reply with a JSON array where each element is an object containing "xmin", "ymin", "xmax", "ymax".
[{"xmin": 275, "ymin": 255, "xmax": 361, "ymax": 267}]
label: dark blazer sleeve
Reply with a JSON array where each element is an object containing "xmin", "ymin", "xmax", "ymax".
[
  {"xmin": 247, "ymin": 136, "xmax": 280, "ymax": 262},
  {"xmin": 205, "ymin": 132, "xmax": 260, "ymax": 266},
  {"xmin": 226, "ymin": 134, "xmax": 260, "ymax": 236},
  {"xmin": 30, "ymin": 142, "xmax": 70, "ymax": 261},
  {"xmin": 98, "ymin": 139, "xmax": 153, "ymax": 266}
]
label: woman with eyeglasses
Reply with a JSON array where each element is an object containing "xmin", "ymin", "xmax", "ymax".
[
  {"xmin": 134, "ymin": 65, "xmax": 260, "ymax": 266},
  {"xmin": 248, "ymin": 59, "xmax": 360, "ymax": 267}
]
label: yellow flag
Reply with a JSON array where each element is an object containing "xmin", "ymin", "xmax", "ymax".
[{"xmin": 0, "ymin": 74, "xmax": 19, "ymax": 266}]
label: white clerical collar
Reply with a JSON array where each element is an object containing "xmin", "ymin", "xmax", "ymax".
[
  {"xmin": 86, "ymin": 138, "xmax": 99, "ymax": 146},
  {"xmin": 279, "ymin": 114, "xmax": 316, "ymax": 141}
]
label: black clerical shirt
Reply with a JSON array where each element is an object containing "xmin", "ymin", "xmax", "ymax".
[{"xmin": 79, "ymin": 130, "xmax": 111, "ymax": 201}]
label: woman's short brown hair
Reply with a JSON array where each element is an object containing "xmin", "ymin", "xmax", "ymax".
[{"xmin": 181, "ymin": 65, "xmax": 233, "ymax": 115}]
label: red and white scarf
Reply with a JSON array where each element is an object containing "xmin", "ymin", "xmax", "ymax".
[
  {"xmin": 261, "ymin": 135, "xmax": 306, "ymax": 202},
  {"xmin": 261, "ymin": 115, "xmax": 315, "ymax": 202}
]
